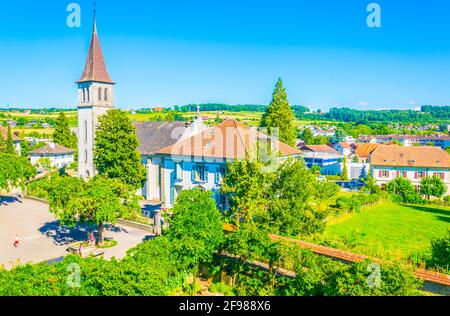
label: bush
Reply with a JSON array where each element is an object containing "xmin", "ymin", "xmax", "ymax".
[
  {"xmin": 426, "ymin": 229, "xmax": 450, "ymax": 273},
  {"xmin": 335, "ymin": 194, "xmax": 380, "ymax": 213},
  {"xmin": 323, "ymin": 260, "xmax": 422, "ymax": 296}
]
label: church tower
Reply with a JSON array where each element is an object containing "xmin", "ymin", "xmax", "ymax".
[{"xmin": 77, "ymin": 15, "xmax": 115, "ymax": 179}]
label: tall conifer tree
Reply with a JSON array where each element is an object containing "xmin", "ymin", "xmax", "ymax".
[{"xmin": 260, "ymin": 78, "xmax": 296, "ymax": 146}]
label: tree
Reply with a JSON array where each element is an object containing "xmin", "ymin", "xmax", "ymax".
[
  {"xmin": 300, "ymin": 128, "xmax": 314, "ymax": 145},
  {"xmin": 331, "ymin": 128, "xmax": 346, "ymax": 143},
  {"xmin": 0, "ymin": 153, "xmax": 36, "ymax": 191},
  {"xmin": 420, "ymin": 176, "xmax": 447, "ymax": 200},
  {"xmin": 386, "ymin": 177, "xmax": 421, "ymax": 203},
  {"xmin": 166, "ymin": 189, "xmax": 224, "ymax": 291},
  {"xmin": 264, "ymin": 159, "xmax": 329, "ymax": 237},
  {"xmin": 94, "ymin": 110, "xmax": 146, "ymax": 189},
  {"xmin": 341, "ymin": 157, "xmax": 349, "ymax": 180},
  {"xmin": 52, "ymin": 112, "xmax": 77, "ymax": 149},
  {"xmin": 48, "ymin": 176, "xmax": 140, "ymax": 243},
  {"xmin": 260, "ymin": 78, "xmax": 296, "ymax": 146},
  {"xmin": 5, "ymin": 125, "xmax": 16, "ymax": 155},
  {"xmin": 220, "ymin": 158, "xmax": 269, "ymax": 225}
]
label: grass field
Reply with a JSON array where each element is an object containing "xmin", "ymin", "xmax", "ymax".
[{"xmin": 323, "ymin": 201, "xmax": 450, "ymax": 261}]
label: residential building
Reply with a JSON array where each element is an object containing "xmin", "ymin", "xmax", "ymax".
[
  {"xmin": 351, "ymin": 143, "xmax": 379, "ymax": 163},
  {"xmin": 0, "ymin": 126, "xmax": 22, "ymax": 155},
  {"xmin": 138, "ymin": 119, "xmax": 300, "ymax": 209},
  {"xmin": 369, "ymin": 145, "xmax": 450, "ymax": 195},
  {"xmin": 300, "ymin": 145, "xmax": 343, "ymax": 175},
  {"xmin": 29, "ymin": 143, "xmax": 75, "ymax": 168},
  {"xmin": 333, "ymin": 142, "xmax": 352, "ymax": 157}
]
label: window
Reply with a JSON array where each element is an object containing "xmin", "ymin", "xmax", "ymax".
[
  {"xmin": 84, "ymin": 120, "xmax": 88, "ymax": 143},
  {"xmin": 84, "ymin": 150, "xmax": 88, "ymax": 164},
  {"xmin": 192, "ymin": 164, "xmax": 207, "ymax": 182},
  {"xmin": 396, "ymin": 171, "xmax": 407, "ymax": 178},
  {"xmin": 378, "ymin": 170, "xmax": 390, "ymax": 178},
  {"xmin": 433, "ymin": 172, "xmax": 445, "ymax": 180},
  {"xmin": 98, "ymin": 87, "xmax": 102, "ymax": 101},
  {"xmin": 82, "ymin": 89, "xmax": 86, "ymax": 102},
  {"xmin": 215, "ymin": 167, "xmax": 226, "ymax": 184},
  {"xmin": 104, "ymin": 88, "xmax": 108, "ymax": 101},
  {"xmin": 218, "ymin": 194, "xmax": 227, "ymax": 211},
  {"xmin": 414, "ymin": 171, "xmax": 426, "ymax": 179}
]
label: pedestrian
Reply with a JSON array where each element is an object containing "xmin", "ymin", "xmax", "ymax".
[
  {"xmin": 79, "ymin": 243, "xmax": 84, "ymax": 258},
  {"xmin": 13, "ymin": 235, "xmax": 20, "ymax": 248}
]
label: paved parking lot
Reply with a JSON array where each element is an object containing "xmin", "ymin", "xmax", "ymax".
[{"xmin": 0, "ymin": 196, "xmax": 153, "ymax": 269}]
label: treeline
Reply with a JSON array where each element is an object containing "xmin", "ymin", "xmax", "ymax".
[
  {"xmin": 315, "ymin": 107, "xmax": 450, "ymax": 123},
  {"xmin": 173, "ymin": 103, "xmax": 309, "ymax": 114}
]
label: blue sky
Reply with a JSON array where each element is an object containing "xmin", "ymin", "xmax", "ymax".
[{"xmin": 1, "ymin": 0, "xmax": 450, "ymax": 110}]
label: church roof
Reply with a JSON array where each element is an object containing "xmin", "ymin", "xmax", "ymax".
[
  {"xmin": 134, "ymin": 121, "xmax": 189, "ymax": 156},
  {"xmin": 77, "ymin": 20, "xmax": 114, "ymax": 84}
]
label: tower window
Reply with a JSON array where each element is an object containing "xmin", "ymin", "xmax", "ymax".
[
  {"xmin": 104, "ymin": 88, "xmax": 108, "ymax": 101},
  {"xmin": 85, "ymin": 150, "xmax": 88, "ymax": 164},
  {"xmin": 82, "ymin": 89, "xmax": 86, "ymax": 102},
  {"xmin": 98, "ymin": 87, "xmax": 102, "ymax": 101},
  {"xmin": 85, "ymin": 88, "xmax": 90, "ymax": 102},
  {"xmin": 84, "ymin": 120, "xmax": 88, "ymax": 143}
]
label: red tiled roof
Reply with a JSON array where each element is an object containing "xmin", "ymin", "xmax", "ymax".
[
  {"xmin": 338, "ymin": 142, "xmax": 351, "ymax": 149},
  {"xmin": 157, "ymin": 119, "xmax": 300, "ymax": 159},
  {"xmin": 370, "ymin": 145, "xmax": 450, "ymax": 168},
  {"xmin": 354, "ymin": 143, "xmax": 378, "ymax": 158},
  {"xmin": 77, "ymin": 20, "xmax": 114, "ymax": 84},
  {"xmin": 0, "ymin": 126, "xmax": 21, "ymax": 142}
]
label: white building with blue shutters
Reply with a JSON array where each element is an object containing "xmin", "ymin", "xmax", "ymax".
[{"xmin": 136, "ymin": 117, "xmax": 300, "ymax": 211}]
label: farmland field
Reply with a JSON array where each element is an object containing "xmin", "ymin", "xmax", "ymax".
[{"xmin": 323, "ymin": 201, "xmax": 450, "ymax": 261}]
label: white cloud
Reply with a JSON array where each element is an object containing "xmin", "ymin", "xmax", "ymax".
[{"xmin": 356, "ymin": 101, "xmax": 370, "ymax": 107}]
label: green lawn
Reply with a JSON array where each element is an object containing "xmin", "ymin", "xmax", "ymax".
[{"xmin": 324, "ymin": 201, "xmax": 450, "ymax": 261}]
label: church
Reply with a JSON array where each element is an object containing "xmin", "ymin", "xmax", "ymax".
[{"xmin": 76, "ymin": 17, "xmax": 300, "ymax": 212}]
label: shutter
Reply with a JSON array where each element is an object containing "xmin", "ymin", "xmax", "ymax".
[
  {"xmin": 204, "ymin": 166, "xmax": 209, "ymax": 183},
  {"xmin": 441, "ymin": 173, "xmax": 445, "ymax": 180},
  {"xmin": 386, "ymin": 171, "xmax": 390, "ymax": 178},
  {"xmin": 170, "ymin": 188, "xmax": 175, "ymax": 204},
  {"xmin": 191, "ymin": 165, "xmax": 196, "ymax": 182},
  {"xmin": 379, "ymin": 170, "xmax": 382, "ymax": 177},
  {"xmin": 215, "ymin": 168, "xmax": 219, "ymax": 184},
  {"xmin": 414, "ymin": 172, "xmax": 418, "ymax": 179}
]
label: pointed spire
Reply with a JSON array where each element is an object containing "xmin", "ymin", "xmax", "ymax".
[{"xmin": 77, "ymin": 13, "xmax": 114, "ymax": 84}]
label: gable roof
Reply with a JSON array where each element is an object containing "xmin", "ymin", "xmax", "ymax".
[
  {"xmin": 0, "ymin": 126, "xmax": 21, "ymax": 142},
  {"xmin": 355, "ymin": 143, "xmax": 378, "ymax": 158},
  {"xmin": 370, "ymin": 145, "xmax": 450, "ymax": 168},
  {"xmin": 29, "ymin": 143, "xmax": 75, "ymax": 155},
  {"xmin": 134, "ymin": 121, "xmax": 189, "ymax": 156},
  {"xmin": 300, "ymin": 144, "xmax": 340, "ymax": 155},
  {"xmin": 77, "ymin": 20, "xmax": 114, "ymax": 84},
  {"xmin": 156, "ymin": 119, "xmax": 300, "ymax": 160}
]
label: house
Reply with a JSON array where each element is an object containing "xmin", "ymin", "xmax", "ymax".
[
  {"xmin": 369, "ymin": 145, "xmax": 450, "ymax": 195},
  {"xmin": 137, "ymin": 119, "xmax": 300, "ymax": 210},
  {"xmin": 29, "ymin": 143, "xmax": 75, "ymax": 169},
  {"xmin": 333, "ymin": 142, "xmax": 352, "ymax": 157},
  {"xmin": 299, "ymin": 145, "xmax": 343, "ymax": 176},
  {"xmin": 351, "ymin": 143, "xmax": 378, "ymax": 163},
  {"xmin": 0, "ymin": 126, "xmax": 22, "ymax": 155}
]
